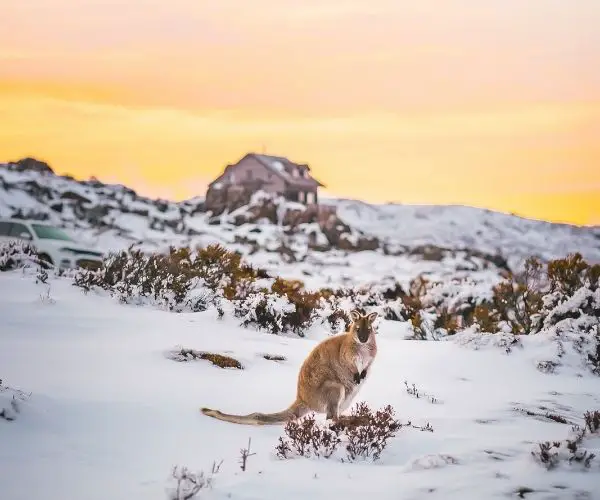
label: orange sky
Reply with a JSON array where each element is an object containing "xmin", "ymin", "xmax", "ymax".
[{"xmin": 1, "ymin": 0, "xmax": 599, "ymax": 225}]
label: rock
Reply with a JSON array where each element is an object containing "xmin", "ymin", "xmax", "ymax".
[
  {"xmin": 60, "ymin": 191, "xmax": 92, "ymax": 204},
  {"xmin": 7, "ymin": 157, "xmax": 54, "ymax": 175}
]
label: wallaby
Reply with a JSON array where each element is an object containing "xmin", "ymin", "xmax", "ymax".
[{"xmin": 200, "ymin": 309, "xmax": 378, "ymax": 425}]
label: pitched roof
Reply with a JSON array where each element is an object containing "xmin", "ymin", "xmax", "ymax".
[
  {"xmin": 208, "ymin": 153, "xmax": 326, "ymax": 189},
  {"xmin": 250, "ymin": 153, "xmax": 324, "ymax": 188}
]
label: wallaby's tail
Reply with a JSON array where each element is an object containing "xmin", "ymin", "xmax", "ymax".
[{"xmin": 200, "ymin": 400, "xmax": 306, "ymax": 426}]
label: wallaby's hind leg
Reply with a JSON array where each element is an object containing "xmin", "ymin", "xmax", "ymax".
[{"xmin": 321, "ymin": 381, "xmax": 346, "ymax": 420}]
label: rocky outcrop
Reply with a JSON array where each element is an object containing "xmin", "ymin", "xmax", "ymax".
[
  {"xmin": 5, "ymin": 157, "xmax": 54, "ymax": 175},
  {"xmin": 220, "ymin": 191, "xmax": 380, "ymax": 252},
  {"xmin": 205, "ymin": 184, "xmax": 253, "ymax": 216}
]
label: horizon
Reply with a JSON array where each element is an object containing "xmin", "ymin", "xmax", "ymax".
[{"xmin": 1, "ymin": 1, "xmax": 599, "ymax": 226}]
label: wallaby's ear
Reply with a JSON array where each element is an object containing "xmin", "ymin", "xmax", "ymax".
[
  {"xmin": 367, "ymin": 311, "xmax": 378, "ymax": 323},
  {"xmin": 350, "ymin": 309, "xmax": 361, "ymax": 322}
]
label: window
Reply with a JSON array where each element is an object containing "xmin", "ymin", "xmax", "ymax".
[
  {"xmin": 31, "ymin": 224, "xmax": 73, "ymax": 241},
  {"xmin": 306, "ymin": 192, "xmax": 315, "ymax": 204},
  {"xmin": 9, "ymin": 223, "xmax": 33, "ymax": 239},
  {"xmin": 298, "ymin": 191, "xmax": 305, "ymax": 202},
  {"xmin": 0, "ymin": 221, "xmax": 11, "ymax": 236}
]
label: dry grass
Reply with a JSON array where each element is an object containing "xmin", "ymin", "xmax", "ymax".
[{"xmin": 167, "ymin": 348, "xmax": 243, "ymax": 369}]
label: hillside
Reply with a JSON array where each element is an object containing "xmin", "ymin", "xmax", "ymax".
[{"xmin": 1, "ymin": 160, "xmax": 599, "ymax": 289}]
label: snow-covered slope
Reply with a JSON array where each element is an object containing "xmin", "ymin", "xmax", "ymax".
[
  {"xmin": 1, "ymin": 271, "xmax": 600, "ymax": 500},
  {"xmin": 329, "ymin": 198, "xmax": 600, "ymax": 267},
  {"xmin": 1, "ymin": 162, "xmax": 598, "ymax": 288}
]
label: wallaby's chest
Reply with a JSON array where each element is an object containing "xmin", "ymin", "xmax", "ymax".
[{"xmin": 354, "ymin": 340, "xmax": 377, "ymax": 373}]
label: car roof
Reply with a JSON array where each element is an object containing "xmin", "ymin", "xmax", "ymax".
[{"xmin": 0, "ymin": 218, "xmax": 58, "ymax": 227}]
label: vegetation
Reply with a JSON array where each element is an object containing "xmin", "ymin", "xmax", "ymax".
[
  {"xmin": 275, "ymin": 402, "xmax": 401, "ymax": 462},
  {"xmin": 0, "ymin": 240, "xmax": 40, "ymax": 271},
  {"xmin": 166, "ymin": 348, "xmax": 243, "ymax": 369},
  {"xmin": 2, "ymin": 237, "xmax": 598, "ymax": 373},
  {"xmin": 532, "ymin": 410, "xmax": 600, "ymax": 470}
]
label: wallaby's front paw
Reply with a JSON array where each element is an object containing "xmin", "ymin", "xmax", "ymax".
[
  {"xmin": 353, "ymin": 372, "xmax": 361, "ymax": 384},
  {"xmin": 360, "ymin": 369, "xmax": 367, "ymax": 380}
]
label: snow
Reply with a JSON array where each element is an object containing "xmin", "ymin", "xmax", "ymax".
[
  {"xmin": 329, "ymin": 199, "xmax": 600, "ymax": 268},
  {"xmin": 1, "ymin": 271, "xmax": 599, "ymax": 500},
  {"xmin": 271, "ymin": 160, "xmax": 285, "ymax": 173}
]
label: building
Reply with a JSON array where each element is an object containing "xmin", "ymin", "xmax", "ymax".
[{"xmin": 205, "ymin": 153, "xmax": 325, "ymax": 211}]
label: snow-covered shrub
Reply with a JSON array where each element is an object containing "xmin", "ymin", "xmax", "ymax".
[
  {"xmin": 234, "ymin": 290, "xmax": 297, "ymax": 334},
  {"xmin": 72, "ymin": 244, "xmax": 265, "ymax": 313},
  {"xmin": 471, "ymin": 257, "xmax": 545, "ymax": 335},
  {"xmin": 275, "ymin": 413, "xmax": 342, "ymax": 459},
  {"xmin": 532, "ymin": 410, "xmax": 600, "ymax": 470},
  {"xmin": 314, "ymin": 286, "xmax": 386, "ymax": 333},
  {"xmin": 0, "ymin": 379, "xmax": 31, "ymax": 422},
  {"xmin": 341, "ymin": 402, "xmax": 402, "ymax": 461},
  {"xmin": 547, "ymin": 253, "xmax": 599, "ymax": 296},
  {"xmin": 531, "ymin": 254, "xmax": 600, "ymax": 374},
  {"xmin": 0, "ymin": 240, "xmax": 40, "ymax": 271},
  {"xmin": 374, "ymin": 276, "xmax": 438, "ymax": 340},
  {"xmin": 167, "ymin": 463, "xmax": 220, "ymax": 500},
  {"xmin": 233, "ymin": 278, "xmax": 328, "ymax": 335},
  {"xmin": 275, "ymin": 402, "xmax": 400, "ymax": 462}
]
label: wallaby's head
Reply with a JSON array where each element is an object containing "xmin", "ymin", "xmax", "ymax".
[{"xmin": 349, "ymin": 309, "xmax": 378, "ymax": 343}]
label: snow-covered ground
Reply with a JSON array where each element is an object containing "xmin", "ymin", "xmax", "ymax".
[{"xmin": 2, "ymin": 271, "xmax": 599, "ymax": 500}]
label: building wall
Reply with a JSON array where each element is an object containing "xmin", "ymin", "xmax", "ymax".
[
  {"xmin": 226, "ymin": 156, "xmax": 286, "ymax": 193},
  {"xmin": 206, "ymin": 155, "xmax": 322, "ymax": 213},
  {"xmin": 283, "ymin": 187, "xmax": 318, "ymax": 204}
]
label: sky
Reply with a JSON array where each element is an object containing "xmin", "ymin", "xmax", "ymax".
[{"xmin": 1, "ymin": 0, "xmax": 599, "ymax": 225}]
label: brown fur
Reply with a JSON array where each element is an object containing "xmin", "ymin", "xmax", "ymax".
[{"xmin": 200, "ymin": 309, "xmax": 378, "ymax": 425}]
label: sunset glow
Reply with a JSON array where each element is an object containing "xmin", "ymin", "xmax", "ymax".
[{"xmin": 1, "ymin": 0, "xmax": 599, "ymax": 224}]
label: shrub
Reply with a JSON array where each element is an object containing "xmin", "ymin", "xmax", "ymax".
[
  {"xmin": 588, "ymin": 330, "xmax": 600, "ymax": 376},
  {"xmin": 340, "ymin": 402, "xmax": 401, "ymax": 461},
  {"xmin": 0, "ymin": 379, "xmax": 31, "ymax": 422},
  {"xmin": 532, "ymin": 410, "xmax": 599, "ymax": 470},
  {"xmin": 275, "ymin": 413, "xmax": 342, "ymax": 459},
  {"xmin": 469, "ymin": 304, "xmax": 499, "ymax": 333},
  {"xmin": 547, "ymin": 253, "xmax": 599, "ymax": 295},
  {"xmin": 73, "ymin": 244, "xmax": 265, "ymax": 312},
  {"xmin": 234, "ymin": 280, "xmax": 383, "ymax": 336},
  {"xmin": 234, "ymin": 289, "xmax": 298, "ymax": 335},
  {"xmin": 490, "ymin": 257, "xmax": 544, "ymax": 334},
  {"xmin": 533, "ymin": 254, "xmax": 600, "ymax": 374},
  {"xmin": 167, "ymin": 462, "xmax": 221, "ymax": 500},
  {"xmin": 275, "ymin": 402, "xmax": 400, "ymax": 462},
  {"xmin": 0, "ymin": 241, "xmax": 40, "ymax": 271}
]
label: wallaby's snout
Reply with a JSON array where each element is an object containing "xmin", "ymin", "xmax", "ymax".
[{"xmin": 350, "ymin": 310, "xmax": 378, "ymax": 343}]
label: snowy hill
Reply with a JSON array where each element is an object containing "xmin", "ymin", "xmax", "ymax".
[
  {"xmin": 328, "ymin": 198, "xmax": 600, "ymax": 266},
  {"xmin": 1, "ymin": 160, "xmax": 599, "ymax": 289}
]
